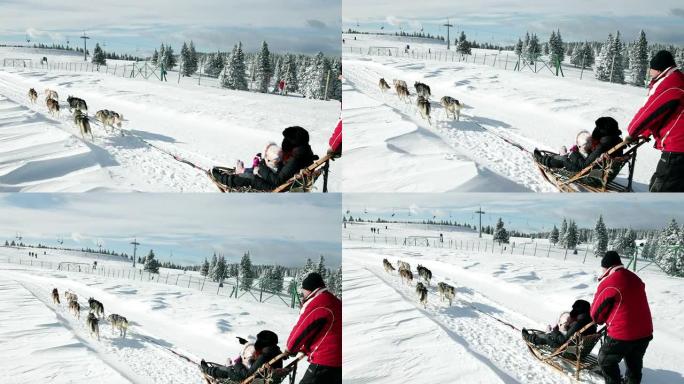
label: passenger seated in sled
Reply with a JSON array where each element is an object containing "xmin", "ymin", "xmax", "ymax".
[
  {"xmin": 522, "ymin": 299, "xmax": 597, "ymax": 349},
  {"xmin": 211, "ymin": 126, "xmax": 316, "ymax": 191},
  {"xmin": 534, "ymin": 117, "xmax": 623, "ymax": 173},
  {"xmin": 201, "ymin": 330, "xmax": 283, "ymax": 382}
]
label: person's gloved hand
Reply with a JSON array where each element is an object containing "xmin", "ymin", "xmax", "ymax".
[
  {"xmin": 569, "ymin": 145, "xmax": 579, "ymax": 153},
  {"xmin": 624, "ymin": 135, "xmax": 635, "ymax": 144},
  {"xmin": 252, "ymin": 153, "xmax": 262, "ymax": 168},
  {"xmin": 233, "ymin": 356, "xmax": 243, "ymax": 366}
]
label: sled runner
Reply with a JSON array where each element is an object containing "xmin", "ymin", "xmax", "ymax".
[
  {"xmin": 201, "ymin": 352, "xmax": 304, "ymax": 384},
  {"xmin": 535, "ymin": 137, "xmax": 649, "ymax": 192},
  {"xmin": 211, "ymin": 154, "xmax": 333, "ymax": 193},
  {"xmin": 524, "ymin": 322, "xmax": 606, "ymax": 381}
]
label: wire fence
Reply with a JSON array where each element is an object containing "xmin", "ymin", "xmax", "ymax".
[{"xmin": 1, "ymin": 256, "xmax": 299, "ymax": 309}]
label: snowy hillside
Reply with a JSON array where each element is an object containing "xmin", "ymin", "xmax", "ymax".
[
  {"xmin": 0, "ymin": 246, "xmax": 306, "ymax": 384},
  {"xmin": 0, "ymin": 47, "xmax": 340, "ymax": 192},
  {"xmin": 342, "ymin": 222, "xmax": 684, "ymax": 384},
  {"xmin": 341, "ymin": 33, "xmax": 660, "ymax": 192}
]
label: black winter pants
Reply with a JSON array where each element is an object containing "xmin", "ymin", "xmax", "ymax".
[
  {"xmin": 598, "ymin": 335, "xmax": 652, "ymax": 384},
  {"xmin": 299, "ymin": 364, "xmax": 341, "ymax": 384},
  {"xmin": 649, "ymin": 152, "xmax": 684, "ymax": 192}
]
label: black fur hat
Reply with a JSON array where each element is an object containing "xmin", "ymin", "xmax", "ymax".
[
  {"xmin": 601, "ymin": 251, "xmax": 622, "ymax": 268},
  {"xmin": 592, "ymin": 117, "xmax": 621, "ymax": 139},
  {"xmin": 254, "ymin": 330, "xmax": 278, "ymax": 350},
  {"xmin": 301, "ymin": 272, "xmax": 326, "ymax": 291},
  {"xmin": 570, "ymin": 299, "xmax": 591, "ymax": 317},
  {"xmin": 650, "ymin": 50, "xmax": 676, "ymax": 72},
  {"xmin": 281, "ymin": 126, "xmax": 310, "ymax": 152}
]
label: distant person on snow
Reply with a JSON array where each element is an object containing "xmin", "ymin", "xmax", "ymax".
[
  {"xmin": 160, "ymin": 63, "xmax": 168, "ymax": 82},
  {"xmin": 285, "ymin": 272, "xmax": 341, "ymax": 384},
  {"xmin": 201, "ymin": 330, "xmax": 283, "ymax": 381},
  {"xmin": 592, "ymin": 251, "xmax": 653, "ymax": 384},
  {"xmin": 624, "ymin": 50, "xmax": 684, "ymax": 192},
  {"xmin": 522, "ymin": 299, "xmax": 596, "ymax": 348},
  {"xmin": 534, "ymin": 117, "xmax": 623, "ymax": 173},
  {"xmin": 211, "ymin": 126, "xmax": 315, "ymax": 191}
]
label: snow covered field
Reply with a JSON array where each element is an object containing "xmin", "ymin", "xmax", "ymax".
[
  {"xmin": 0, "ymin": 47, "xmax": 340, "ymax": 192},
  {"xmin": 342, "ymin": 222, "xmax": 684, "ymax": 383},
  {"xmin": 341, "ymin": 33, "xmax": 659, "ymax": 192},
  {"xmin": 0, "ymin": 245, "xmax": 306, "ymax": 384}
]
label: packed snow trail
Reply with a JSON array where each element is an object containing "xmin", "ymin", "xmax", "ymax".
[
  {"xmin": 343, "ymin": 59, "xmax": 555, "ymax": 192},
  {"xmin": 344, "ymin": 248, "xmax": 603, "ymax": 383}
]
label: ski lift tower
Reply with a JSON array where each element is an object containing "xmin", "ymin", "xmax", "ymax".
[
  {"xmin": 475, "ymin": 206, "xmax": 485, "ymax": 238},
  {"xmin": 80, "ymin": 32, "xmax": 90, "ymax": 61},
  {"xmin": 131, "ymin": 238, "xmax": 140, "ymax": 267},
  {"xmin": 443, "ymin": 19, "xmax": 454, "ymax": 50}
]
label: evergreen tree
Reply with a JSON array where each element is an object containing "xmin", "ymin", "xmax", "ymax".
[
  {"xmin": 617, "ymin": 229, "xmax": 638, "ymax": 258},
  {"xmin": 200, "ymin": 258, "xmax": 209, "ymax": 276},
  {"xmin": 271, "ymin": 265, "xmax": 285, "ymax": 293},
  {"xmin": 209, "ymin": 253, "xmax": 218, "ymax": 280},
  {"xmin": 549, "ymin": 29, "xmax": 564, "ymax": 64},
  {"xmin": 493, "ymin": 218, "xmax": 510, "ymax": 244},
  {"xmin": 456, "ymin": 31, "xmax": 471, "ymax": 55},
  {"xmin": 151, "ymin": 49, "xmax": 159, "ymax": 65},
  {"xmin": 594, "ymin": 215, "xmax": 608, "ymax": 258},
  {"xmin": 301, "ymin": 52, "xmax": 330, "ymax": 99},
  {"xmin": 92, "ymin": 43, "xmax": 106, "ymax": 65},
  {"xmin": 526, "ymin": 34, "xmax": 542, "ymax": 63},
  {"xmin": 205, "ymin": 51, "xmax": 225, "ymax": 77},
  {"xmin": 163, "ymin": 44, "xmax": 176, "ymax": 69},
  {"xmin": 221, "ymin": 42, "xmax": 248, "ymax": 90},
  {"xmin": 214, "ymin": 255, "xmax": 227, "ymax": 282},
  {"xmin": 595, "ymin": 32, "xmax": 625, "ymax": 83},
  {"xmin": 559, "ymin": 219, "xmax": 568, "ymax": 247},
  {"xmin": 180, "ymin": 42, "xmax": 192, "ymax": 76},
  {"xmin": 143, "ymin": 250, "xmax": 160, "ymax": 273},
  {"xmin": 676, "ymin": 48, "xmax": 684, "ymax": 71},
  {"xmin": 255, "ymin": 41, "xmax": 272, "ymax": 93},
  {"xmin": 240, "ymin": 251, "xmax": 254, "ymax": 291},
  {"xmin": 654, "ymin": 219, "xmax": 684, "ymax": 276},
  {"xmin": 571, "ymin": 42, "xmax": 594, "ymax": 69},
  {"xmin": 317, "ymin": 255, "xmax": 327, "ymax": 281},
  {"xmin": 566, "ymin": 220, "xmax": 579, "ymax": 250},
  {"xmin": 514, "ymin": 38, "xmax": 523, "ymax": 57},
  {"xmin": 187, "ymin": 40, "xmax": 198, "ymax": 75},
  {"xmin": 630, "ymin": 31, "xmax": 649, "ymax": 86},
  {"xmin": 282, "ymin": 54, "xmax": 298, "ymax": 94},
  {"xmin": 549, "ymin": 225, "xmax": 560, "ymax": 245}
]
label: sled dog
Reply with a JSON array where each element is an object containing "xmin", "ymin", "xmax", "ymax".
[
  {"xmin": 416, "ymin": 282, "xmax": 428, "ymax": 308},
  {"xmin": 414, "ymin": 82, "xmax": 431, "ymax": 98},
  {"xmin": 417, "ymin": 96, "xmax": 432, "ymax": 125},
  {"xmin": 107, "ymin": 314, "xmax": 129, "ymax": 338},
  {"xmin": 382, "ymin": 258, "xmax": 395, "ymax": 273},
  {"xmin": 399, "ymin": 268, "xmax": 413, "ymax": 285},
  {"xmin": 46, "ymin": 98, "xmax": 60, "ymax": 117},
  {"xmin": 68, "ymin": 299, "xmax": 80, "ymax": 319},
  {"xmin": 440, "ymin": 96, "xmax": 462, "ymax": 121},
  {"xmin": 393, "ymin": 79, "xmax": 407, "ymax": 90},
  {"xmin": 74, "ymin": 110, "xmax": 94, "ymax": 140},
  {"xmin": 28, "ymin": 88, "xmax": 38, "ymax": 104},
  {"xmin": 417, "ymin": 264, "xmax": 432, "ymax": 286},
  {"xmin": 397, "ymin": 260, "xmax": 411, "ymax": 271},
  {"xmin": 44, "ymin": 88, "xmax": 58, "ymax": 100},
  {"xmin": 438, "ymin": 282, "xmax": 456, "ymax": 306},
  {"xmin": 67, "ymin": 95, "xmax": 88, "ymax": 113},
  {"xmin": 88, "ymin": 297, "xmax": 104, "ymax": 319},
  {"xmin": 379, "ymin": 78, "xmax": 391, "ymax": 93},
  {"xmin": 396, "ymin": 84, "xmax": 410, "ymax": 103},
  {"xmin": 95, "ymin": 109, "xmax": 124, "ymax": 132},
  {"xmin": 51, "ymin": 288, "xmax": 60, "ymax": 304},
  {"xmin": 86, "ymin": 313, "xmax": 100, "ymax": 341}
]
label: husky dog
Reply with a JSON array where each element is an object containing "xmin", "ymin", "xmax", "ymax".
[
  {"xmin": 438, "ymin": 282, "xmax": 456, "ymax": 306},
  {"xmin": 382, "ymin": 258, "xmax": 395, "ymax": 273},
  {"xmin": 88, "ymin": 297, "xmax": 105, "ymax": 319},
  {"xmin": 95, "ymin": 109, "xmax": 124, "ymax": 132},
  {"xmin": 399, "ymin": 268, "xmax": 413, "ymax": 285},
  {"xmin": 416, "ymin": 282, "xmax": 428, "ymax": 308},
  {"xmin": 86, "ymin": 313, "xmax": 100, "ymax": 341},
  {"xmin": 65, "ymin": 290, "xmax": 78, "ymax": 303},
  {"xmin": 417, "ymin": 96, "xmax": 432, "ymax": 125},
  {"xmin": 68, "ymin": 299, "xmax": 80, "ymax": 319},
  {"xmin": 67, "ymin": 95, "xmax": 88, "ymax": 113},
  {"xmin": 440, "ymin": 96, "xmax": 462, "ymax": 121},
  {"xmin": 74, "ymin": 110, "xmax": 94, "ymax": 140},
  {"xmin": 393, "ymin": 79, "xmax": 407, "ymax": 90},
  {"xmin": 46, "ymin": 98, "xmax": 60, "ymax": 117},
  {"xmin": 414, "ymin": 82, "xmax": 431, "ymax": 98},
  {"xmin": 107, "ymin": 314, "xmax": 129, "ymax": 338},
  {"xmin": 397, "ymin": 260, "xmax": 411, "ymax": 272},
  {"xmin": 28, "ymin": 88, "xmax": 38, "ymax": 104},
  {"xmin": 396, "ymin": 85, "xmax": 410, "ymax": 103},
  {"xmin": 51, "ymin": 288, "xmax": 60, "ymax": 304},
  {"xmin": 379, "ymin": 78, "xmax": 391, "ymax": 93},
  {"xmin": 44, "ymin": 88, "xmax": 58, "ymax": 100},
  {"xmin": 417, "ymin": 264, "xmax": 433, "ymax": 286}
]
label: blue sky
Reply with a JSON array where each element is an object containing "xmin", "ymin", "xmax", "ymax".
[
  {"xmin": 343, "ymin": 194, "xmax": 684, "ymax": 233},
  {"xmin": 0, "ymin": 194, "xmax": 342, "ymax": 267},
  {"xmin": 343, "ymin": 0, "xmax": 684, "ymax": 46},
  {"xmin": 0, "ymin": 0, "xmax": 341, "ymax": 55}
]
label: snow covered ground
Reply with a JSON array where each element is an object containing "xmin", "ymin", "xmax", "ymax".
[
  {"xmin": 341, "ymin": 33, "xmax": 659, "ymax": 192},
  {"xmin": 0, "ymin": 245, "xmax": 306, "ymax": 384},
  {"xmin": 343, "ymin": 221, "xmax": 684, "ymax": 384},
  {"xmin": 0, "ymin": 46, "xmax": 340, "ymax": 192}
]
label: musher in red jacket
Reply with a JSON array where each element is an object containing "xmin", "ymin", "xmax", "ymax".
[
  {"xmin": 285, "ymin": 272, "xmax": 341, "ymax": 384},
  {"xmin": 625, "ymin": 50, "xmax": 684, "ymax": 192},
  {"xmin": 591, "ymin": 251, "xmax": 653, "ymax": 384}
]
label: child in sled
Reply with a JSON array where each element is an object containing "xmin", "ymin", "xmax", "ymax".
[
  {"xmin": 522, "ymin": 299, "xmax": 597, "ymax": 348},
  {"xmin": 234, "ymin": 142, "xmax": 282, "ymax": 177},
  {"xmin": 534, "ymin": 117, "xmax": 623, "ymax": 173},
  {"xmin": 200, "ymin": 330, "xmax": 284, "ymax": 382}
]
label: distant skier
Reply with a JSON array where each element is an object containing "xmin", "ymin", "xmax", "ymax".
[
  {"xmin": 285, "ymin": 273, "xmax": 341, "ymax": 384},
  {"xmin": 278, "ymin": 79, "xmax": 286, "ymax": 95},
  {"xmin": 625, "ymin": 50, "xmax": 684, "ymax": 192},
  {"xmin": 160, "ymin": 62, "xmax": 168, "ymax": 82},
  {"xmin": 591, "ymin": 251, "xmax": 653, "ymax": 384}
]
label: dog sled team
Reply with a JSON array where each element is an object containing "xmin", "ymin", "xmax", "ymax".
[
  {"xmin": 50, "ymin": 288, "xmax": 129, "ymax": 342},
  {"xmin": 384, "ymin": 259, "xmax": 456, "ymax": 308},
  {"xmin": 378, "ymin": 77, "xmax": 463, "ymax": 126},
  {"xmin": 200, "ymin": 272, "xmax": 342, "ymax": 384},
  {"xmin": 27, "ymin": 86, "xmax": 125, "ymax": 141}
]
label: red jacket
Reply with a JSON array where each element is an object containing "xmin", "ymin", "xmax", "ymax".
[
  {"xmin": 627, "ymin": 66, "xmax": 684, "ymax": 153},
  {"xmin": 591, "ymin": 266, "xmax": 653, "ymax": 341},
  {"xmin": 286, "ymin": 288, "xmax": 341, "ymax": 367},
  {"xmin": 329, "ymin": 119, "xmax": 342, "ymax": 154}
]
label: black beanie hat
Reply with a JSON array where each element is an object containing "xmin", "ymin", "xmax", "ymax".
[
  {"xmin": 592, "ymin": 117, "xmax": 621, "ymax": 139},
  {"xmin": 570, "ymin": 299, "xmax": 591, "ymax": 317},
  {"xmin": 281, "ymin": 126, "xmax": 310, "ymax": 152},
  {"xmin": 601, "ymin": 251, "xmax": 622, "ymax": 268},
  {"xmin": 650, "ymin": 50, "xmax": 676, "ymax": 72},
  {"xmin": 301, "ymin": 272, "xmax": 325, "ymax": 291},
  {"xmin": 254, "ymin": 330, "xmax": 278, "ymax": 350}
]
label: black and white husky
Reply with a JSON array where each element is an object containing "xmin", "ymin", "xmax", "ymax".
[
  {"xmin": 440, "ymin": 96, "xmax": 463, "ymax": 121},
  {"xmin": 86, "ymin": 313, "xmax": 100, "ymax": 341},
  {"xmin": 107, "ymin": 314, "xmax": 129, "ymax": 338},
  {"xmin": 74, "ymin": 110, "xmax": 94, "ymax": 140},
  {"xmin": 417, "ymin": 96, "xmax": 432, "ymax": 125},
  {"xmin": 67, "ymin": 95, "xmax": 88, "ymax": 113},
  {"xmin": 88, "ymin": 297, "xmax": 104, "ymax": 319}
]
